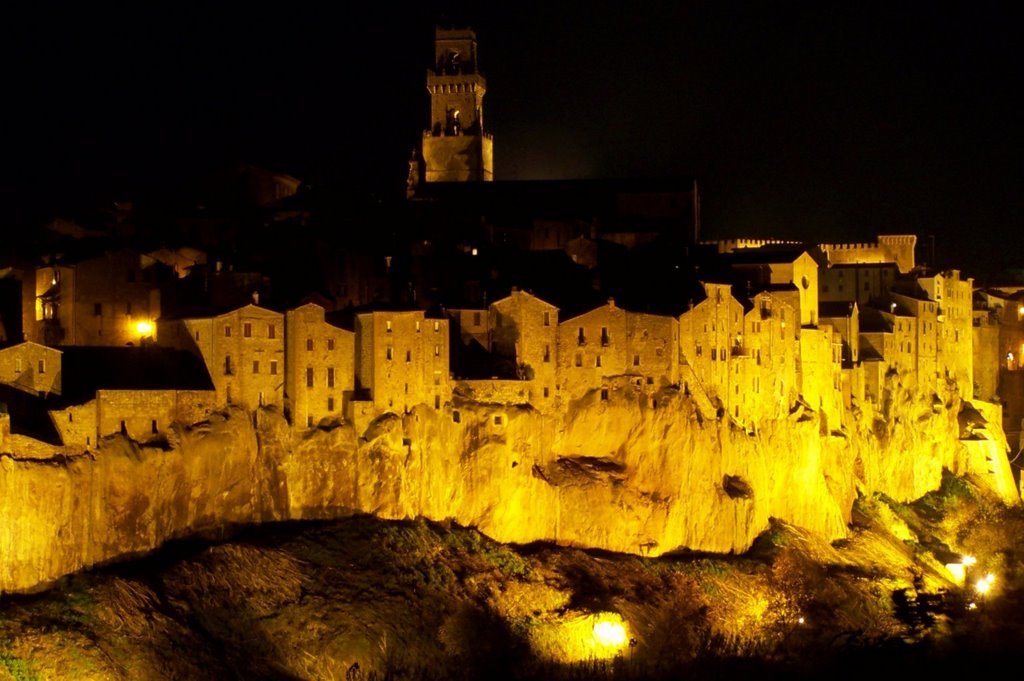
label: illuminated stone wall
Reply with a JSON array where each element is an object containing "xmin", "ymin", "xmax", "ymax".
[
  {"xmin": 95, "ymin": 389, "xmax": 215, "ymax": 442},
  {"xmin": 490, "ymin": 290, "xmax": 559, "ymax": 410},
  {"xmin": 162, "ymin": 305, "xmax": 284, "ymax": 410},
  {"xmin": 557, "ymin": 300, "xmax": 630, "ymax": 403},
  {"xmin": 284, "ymin": 304, "xmax": 355, "ymax": 428},
  {"xmin": 355, "ymin": 311, "xmax": 450, "ymax": 414},
  {"xmin": 48, "ymin": 401, "xmax": 97, "ymax": 449},
  {"xmin": 819, "ymin": 263, "xmax": 897, "ymax": 306},
  {"xmin": 31, "ymin": 251, "xmax": 162, "ymax": 347},
  {"xmin": 0, "ymin": 342, "xmax": 62, "ymax": 395},
  {"xmin": 819, "ymin": 234, "xmax": 917, "ymax": 274}
]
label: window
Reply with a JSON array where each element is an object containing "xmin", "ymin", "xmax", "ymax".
[
  {"xmin": 224, "ymin": 355, "xmax": 232, "ymax": 374},
  {"xmin": 268, "ymin": 324, "xmax": 276, "ymax": 339},
  {"xmin": 596, "ymin": 355, "xmax": 602, "ymax": 367},
  {"xmin": 386, "ymin": 347, "xmax": 393, "ymax": 360},
  {"xmin": 434, "ymin": 344, "xmax": 440, "ymax": 357},
  {"xmin": 151, "ymin": 420, "xmax": 158, "ymax": 434},
  {"xmin": 327, "ymin": 338, "xmax": 335, "ymax": 351},
  {"xmin": 434, "ymin": 321, "xmax": 440, "ymax": 332},
  {"xmin": 406, "ymin": 350, "xmax": 412, "ymax": 362},
  {"xmin": 270, "ymin": 360, "xmax": 278, "ymax": 375},
  {"xmin": 307, "ymin": 416, "xmax": 314, "ymax": 428},
  {"xmin": 473, "ymin": 312, "xmax": 481, "ymax": 326},
  {"xmin": 225, "ymin": 325, "xmax": 232, "ymax": 337},
  {"xmin": 306, "ymin": 338, "xmax": 313, "ymax": 351},
  {"xmin": 646, "ymin": 376, "xmax": 653, "ymax": 385},
  {"xmin": 601, "ymin": 388, "xmax": 609, "ymax": 400},
  {"xmin": 633, "ymin": 354, "xmax": 640, "ymax": 366},
  {"xmin": 327, "ymin": 367, "xmax": 335, "ymax": 387},
  {"xmin": 544, "ymin": 345, "xmax": 551, "ymax": 362},
  {"xmin": 543, "ymin": 311, "xmax": 551, "ymax": 326},
  {"xmin": 601, "ymin": 327, "xmax": 609, "ymax": 346},
  {"xmin": 327, "ymin": 397, "xmax": 335, "ymax": 412},
  {"xmin": 244, "ymin": 323, "xmax": 252, "ymax": 337},
  {"xmin": 453, "ymin": 410, "xmax": 460, "ymax": 423},
  {"xmin": 415, "ymin": 321, "xmax": 421, "ymax": 333},
  {"xmin": 386, "ymin": 320, "xmax": 392, "ymax": 333},
  {"xmin": 578, "ymin": 327, "xmax": 585, "ymax": 345},
  {"xmin": 435, "ymin": 395, "xmax": 441, "ymax": 409},
  {"xmin": 575, "ymin": 353, "xmax": 582, "ymax": 367},
  {"xmin": 711, "ymin": 348, "xmax": 717, "ymax": 360},
  {"xmin": 696, "ymin": 344, "xmax": 702, "ymax": 357},
  {"xmin": 252, "ymin": 360, "xmax": 260, "ymax": 374},
  {"xmin": 94, "ymin": 303, "xmax": 102, "ymax": 316},
  {"xmin": 306, "ymin": 367, "xmax": 313, "ymax": 387},
  {"xmin": 15, "ymin": 358, "xmax": 21, "ymax": 372},
  {"xmin": 195, "ymin": 331, "xmax": 200, "ymax": 341},
  {"xmin": 543, "ymin": 387, "xmax": 549, "ymax": 398},
  {"xmin": 494, "ymin": 415, "xmax": 503, "ymax": 425}
]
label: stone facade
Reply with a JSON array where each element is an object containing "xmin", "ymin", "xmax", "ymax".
[
  {"xmin": 0, "ymin": 342, "xmax": 62, "ymax": 395},
  {"xmin": 284, "ymin": 303, "xmax": 355, "ymax": 428},
  {"xmin": 159, "ymin": 304, "xmax": 285, "ymax": 409},
  {"xmin": 31, "ymin": 250, "xmax": 163, "ymax": 347},
  {"xmin": 354, "ymin": 311, "xmax": 451, "ymax": 414},
  {"xmin": 490, "ymin": 290, "xmax": 559, "ymax": 410}
]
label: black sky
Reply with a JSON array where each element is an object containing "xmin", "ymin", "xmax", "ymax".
[{"xmin": 6, "ymin": 1, "xmax": 1021, "ymax": 276}]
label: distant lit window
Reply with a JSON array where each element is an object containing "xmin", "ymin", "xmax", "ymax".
[
  {"xmin": 327, "ymin": 338, "xmax": 335, "ymax": 351},
  {"xmin": 434, "ymin": 321, "xmax": 440, "ymax": 332},
  {"xmin": 415, "ymin": 321, "xmax": 421, "ymax": 332},
  {"xmin": 386, "ymin": 320, "xmax": 392, "ymax": 333},
  {"xmin": 244, "ymin": 323, "xmax": 252, "ymax": 338},
  {"xmin": 434, "ymin": 344, "xmax": 440, "ymax": 357}
]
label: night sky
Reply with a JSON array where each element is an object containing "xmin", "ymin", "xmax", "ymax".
[{"xmin": 7, "ymin": 1, "xmax": 1021, "ymax": 276}]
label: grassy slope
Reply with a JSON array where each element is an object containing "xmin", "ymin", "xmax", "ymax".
[{"xmin": 0, "ymin": 473, "xmax": 1021, "ymax": 681}]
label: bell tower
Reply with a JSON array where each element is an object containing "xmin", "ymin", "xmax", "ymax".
[{"xmin": 422, "ymin": 27, "xmax": 493, "ymax": 182}]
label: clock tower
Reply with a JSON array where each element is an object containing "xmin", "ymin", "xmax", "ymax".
[{"xmin": 421, "ymin": 27, "xmax": 493, "ymax": 182}]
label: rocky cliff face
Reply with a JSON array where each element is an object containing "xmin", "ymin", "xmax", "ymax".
[{"xmin": 1, "ymin": 380, "xmax": 1018, "ymax": 594}]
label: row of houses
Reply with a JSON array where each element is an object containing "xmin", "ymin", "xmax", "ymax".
[{"xmin": 1, "ymin": 234, "xmax": 1020, "ymax": 452}]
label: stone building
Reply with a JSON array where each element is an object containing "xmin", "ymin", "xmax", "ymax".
[
  {"xmin": 284, "ymin": 303, "xmax": 355, "ymax": 428},
  {"xmin": 678, "ymin": 283, "xmax": 746, "ymax": 412},
  {"xmin": 420, "ymin": 27, "xmax": 493, "ymax": 183},
  {"xmin": 0, "ymin": 342, "xmax": 62, "ymax": 395},
  {"xmin": 724, "ymin": 248, "xmax": 820, "ymax": 327},
  {"xmin": 818, "ymin": 234, "xmax": 917, "ymax": 274},
  {"xmin": 354, "ymin": 310, "xmax": 451, "ymax": 414},
  {"xmin": 819, "ymin": 262, "xmax": 898, "ymax": 307},
  {"xmin": 917, "ymin": 270, "xmax": 974, "ymax": 398},
  {"xmin": 489, "ymin": 289, "xmax": 559, "ymax": 407},
  {"xmin": 37, "ymin": 346, "xmax": 215, "ymax": 448},
  {"xmin": 31, "ymin": 249, "xmax": 166, "ymax": 347},
  {"xmin": 157, "ymin": 304, "xmax": 285, "ymax": 410}
]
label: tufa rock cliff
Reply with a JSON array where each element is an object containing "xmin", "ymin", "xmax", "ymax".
[{"xmin": 1, "ymin": 377, "xmax": 1018, "ymax": 594}]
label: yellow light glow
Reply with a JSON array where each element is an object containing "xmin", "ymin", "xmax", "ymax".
[
  {"xmin": 135, "ymin": 321, "xmax": 153, "ymax": 335},
  {"xmin": 962, "ymin": 555, "xmax": 977, "ymax": 567},
  {"xmin": 593, "ymin": 619, "xmax": 627, "ymax": 648},
  {"xmin": 984, "ymin": 573, "xmax": 996, "ymax": 586},
  {"xmin": 975, "ymin": 578, "xmax": 991, "ymax": 595},
  {"xmin": 946, "ymin": 563, "xmax": 966, "ymax": 585}
]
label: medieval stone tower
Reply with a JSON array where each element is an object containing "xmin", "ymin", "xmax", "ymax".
[{"xmin": 421, "ymin": 27, "xmax": 493, "ymax": 183}]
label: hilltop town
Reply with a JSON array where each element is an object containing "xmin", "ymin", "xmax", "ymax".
[{"xmin": 1, "ymin": 28, "xmax": 1020, "ymax": 468}]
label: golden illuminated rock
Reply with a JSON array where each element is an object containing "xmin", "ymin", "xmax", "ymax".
[{"xmin": 0, "ymin": 378, "xmax": 1018, "ymax": 594}]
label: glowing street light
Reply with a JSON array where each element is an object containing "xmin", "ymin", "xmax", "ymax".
[
  {"xmin": 593, "ymin": 618, "xmax": 627, "ymax": 648},
  {"xmin": 135, "ymin": 320, "xmax": 154, "ymax": 336}
]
